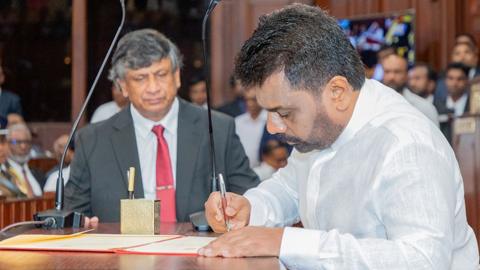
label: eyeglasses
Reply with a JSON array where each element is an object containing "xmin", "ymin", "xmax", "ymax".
[{"xmin": 8, "ymin": 139, "xmax": 32, "ymax": 146}]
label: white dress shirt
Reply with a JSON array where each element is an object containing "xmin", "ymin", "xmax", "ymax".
[
  {"xmin": 131, "ymin": 99, "xmax": 178, "ymax": 200},
  {"xmin": 245, "ymin": 79, "xmax": 478, "ymax": 269},
  {"xmin": 253, "ymin": 162, "xmax": 276, "ymax": 181},
  {"xmin": 43, "ymin": 166, "xmax": 70, "ymax": 193},
  {"xmin": 446, "ymin": 93, "xmax": 469, "ymax": 117},
  {"xmin": 235, "ymin": 110, "xmax": 267, "ymax": 167},
  {"xmin": 402, "ymin": 87, "xmax": 439, "ymax": 127},
  {"xmin": 7, "ymin": 159, "xmax": 42, "ymax": 196},
  {"xmin": 90, "ymin": 101, "xmax": 121, "ymax": 123}
]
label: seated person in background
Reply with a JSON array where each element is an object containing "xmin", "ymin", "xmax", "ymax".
[
  {"xmin": 253, "ymin": 139, "xmax": 288, "ymax": 181},
  {"xmin": 6, "ymin": 123, "xmax": 44, "ymax": 197},
  {"xmin": 217, "ymin": 75, "xmax": 246, "ymax": 117},
  {"xmin": 235, "ymin": 88, "xmax": 267, "ymax": 168},
  {"xmin": 0, "ymin": 63, "xmax": 23, "ymax": 119},
  {"xmin": 408, "ymin": 62, "xmax": 437, "ymax": 103},
  {"xmin": 382, "ymin": 53, "xmax": 439, "ymax": 126},
  {"xmin": 0, "ymin": 129, "xmax": 24, "ymax": 197},
  {"xmin": 90, "ymin": 84, "xmax": 129, "ymax": 123},
  {"xmin": 435, "ymin": 41, "xmax": 480, "ymax": 101},
  {"xmin": 188, "ymin": 74, "xmax": 208, "ymax": 108},
  {"xmin": 434, "ymin": 62, "xmax": 470, "ymax": 143},
  {"xmin": 43, "ymin": 134, "xmax": 74, "ymax": 192},
  {"xmin": 64, "ymin": 29, "xmax": 259, "ymax": 224},
  {"xmin": 200, "ymin": 4, "xmax": 478, "ymax": 268},
  {"xmin": 6, "ymin": 113, "xmax": 25, "ymax": 127}
]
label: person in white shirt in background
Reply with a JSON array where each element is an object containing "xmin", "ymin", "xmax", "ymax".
[
  {"xmin": 188, "ymin": 75, "xmax": 208, "ymax": 108},
  {"xmin": 408, "ymin": 62, "xmax": 437, "ymax": 104},
  {"xmin": 253, "ymin": 139, "xmax": 288, "ymax": 181},
  {"xmin": 90, "ymin": 84, "xmax": 129, "ymax": 123},
  {"xmin": 43, "ymin": 134, "xmax": 74, "ymax": 192},
  {"xmin": 200, "ymin": 4, "xmax": 479, "ymax": 269},
  {"xmin": 235, "ymin": 88, "xmax": 267, "ymax": 168},
  {"xmin": 382, "ymin": 53, "xmax": 440, "ymax": 126}
]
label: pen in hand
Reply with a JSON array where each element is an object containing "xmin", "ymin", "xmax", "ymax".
[
  {"xmin": 218, "ymin": 173, "xmax": 231, "ymax": 232},
  {"xmin": 128, "ymin": 167, "xmax": 135, "ymax": 199}
]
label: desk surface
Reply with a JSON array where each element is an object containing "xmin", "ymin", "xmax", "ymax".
[{"xmin": 0, "ymin": 223, "xmax": 283, "ymax": 270}]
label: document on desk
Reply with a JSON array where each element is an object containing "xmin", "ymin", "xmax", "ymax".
[{"xmin": 0, "ymin": 233, "xmax": 216, "ymax": 255}]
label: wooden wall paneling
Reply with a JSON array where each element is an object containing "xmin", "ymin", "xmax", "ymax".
[
  {"xmin": 71, "ymin": 0, "xmax": 87, "ymax": 123},
  {"xmin": 349, "ymin": 0, "xmax": 382, "ymax": 16},
  {"xmin": 380, "ymin": 0, "xmax": 413, "ymax": 13},
  {"xmin": 412, "ymin": 0, "xmax": 441, "ymax": 68}
]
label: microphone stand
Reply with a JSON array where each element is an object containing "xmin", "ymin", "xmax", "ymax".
[
  {"xmin": 34, "ymin": 0, "xmax": 126, "ymax": 229},
  {"xmin": 189, "ymin": 0, "xmax": 222, "ymax": 231}
]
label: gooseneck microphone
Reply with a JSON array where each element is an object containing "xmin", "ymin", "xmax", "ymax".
[
  {"xmin": 34, "ymin": 0, "xmax": 126, "ymax": 228},
  {"xmin": 189, "ymin": 0, "xmax": 222, "ymax": 231}
]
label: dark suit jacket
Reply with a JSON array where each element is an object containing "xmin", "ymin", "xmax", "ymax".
[
  {"xmin": 433, "ymin": 95, "xmax": 470, "ymax": 143},
  {"xmin": 65, "ymin": 99, "xmax": 259, "ymax": 222},
  {"xmin": 217, "ymin": 98, "xmax": 245, "ymax": 118},
  {"xmin": 0, "ymin": 90, "xmax": 22, "ymax": 118}
]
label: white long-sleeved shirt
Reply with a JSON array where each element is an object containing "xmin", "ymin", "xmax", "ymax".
[
  {"xmin": 235, "ymin": 110, "xmax": 267, "ymax": 167},
  {"xmin": 131, "ymin": 98, "xmax": 178, "ymax": 200},
  {"xmin": 245, "ymin": 79, "xmax": 479, "ymax": 269}
]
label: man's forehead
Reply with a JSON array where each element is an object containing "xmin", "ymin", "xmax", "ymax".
[
  {"xmin": 253, "ymin": 72, "xmax": 291, "ymax": 109},
  {"xmin": 127, "ymin": 58, "xmax": 172, "ymax": 74}
]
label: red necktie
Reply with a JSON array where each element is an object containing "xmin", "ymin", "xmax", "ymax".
[{"xmin": 152, "ymin": 125, "xmax": 176, "ymax": 222}]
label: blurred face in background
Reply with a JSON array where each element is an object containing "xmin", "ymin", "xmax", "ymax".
[
  {"xmin": 408, "ymin": 66, "xmax": 435, "ymax": 97},
  {"xmin": 8, "ymin": 129, "xmax": 32, "ymax": 164},
  {"xmin": 382, "ymin": 54, "xmax": 408, "ymax": 93},
  {"xmin": 0, "ymin": 135, "xmax": 8, "ymax": 164},
  {"xmin": 445, "ymin": 68, "xmax": 468, "ymax": 100},
  {"xmin": 118, "ymin": 58, "xmax": 181, "ymax": 122},
  {"xmin": 451, "ymin": 43, "xmax": 478, "ymax": 68},
  {"xmin": 188, "ymin": 80, "xmax": 207, "ymax": 106},
  {"xmin": 53, "ymin": 134, "xmax": 74, "ymax": 165},
  {"xmin": 263, "ymin": 145, "xmax": 288, "ymax": 170},
  {"xmin": 112, "ymin": 84, "xmax": 129, "ymax": 108}
]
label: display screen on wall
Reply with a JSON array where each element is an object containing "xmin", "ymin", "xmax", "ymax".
[{"xmin": 338, "ymin": 10, "xmax": 415, "ymax": 68}]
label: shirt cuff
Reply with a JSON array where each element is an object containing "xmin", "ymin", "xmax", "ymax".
[{"xmin": 280, "ymin": 227, "xmax": 339, "ymax": 264}]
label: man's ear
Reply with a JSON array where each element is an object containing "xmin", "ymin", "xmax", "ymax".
[
  {"xmin": 174, "ymin": 69, "xmax": 181, "ymax": 89},
  {"xmin": 326, "ymin": 76, "xmax": 352, "ymax": 112},
  {"xmin": 118, "ymin": 80, "xmax": 129, "ymax": 98}
]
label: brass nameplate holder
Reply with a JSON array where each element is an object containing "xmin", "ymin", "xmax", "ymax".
[
  {"xmin": 120, "ymin": 199, "xmax": 161, "ymax": 235},
  {"xmin": 454, "ymin": 117, "xmax": 476, "ymax": 135}
]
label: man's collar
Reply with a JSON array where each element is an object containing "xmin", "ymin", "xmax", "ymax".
[
  {"xmin": 330, "ymin": 79, "xmax": 376, "ymax": 151},
  {"xmin": 130, "ymin": 97, "xmax": 179, "ymax": 138}
]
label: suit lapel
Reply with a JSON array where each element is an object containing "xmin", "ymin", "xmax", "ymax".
[
  {"xmin": 110, "ymin": 107, "xmax": 145, "ymax": 198},
  {"xmin": 175, "ymin": 99, "xmax": 202, "ymax": 218}
]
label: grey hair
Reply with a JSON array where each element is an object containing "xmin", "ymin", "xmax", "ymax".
[
  {"xmin": 108, "ymin": 29, "xmax": 183, "ymax": 87},
  {"xmin": 7, "ymin": 123, "xmax": 32, "ymax": 140}
]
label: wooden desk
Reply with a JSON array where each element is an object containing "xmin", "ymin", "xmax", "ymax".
[{"xmin": 0, "ymin": 223, "xmax": 283, "ymax": 270}]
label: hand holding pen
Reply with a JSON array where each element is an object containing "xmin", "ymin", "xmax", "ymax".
[{"xmin": 204, "ymin": 184, "xmax": 252, "ymax": 233}]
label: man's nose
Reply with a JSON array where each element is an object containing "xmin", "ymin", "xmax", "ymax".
[
  {"xmin": 146, "ymin": 75, "xmax": 161, "ymax": 94},
  {"xmin": 267, "ymin": 112, "xmax": 287, "ymax": 134}
]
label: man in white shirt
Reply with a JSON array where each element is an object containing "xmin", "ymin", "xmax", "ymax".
[
  {"xmin": 200, "ymin": 4, "xmax": 479, "ymax": 269},
  {"xmin": 382, "ymin": 53, "xmax": 440, "ymax": 126},
  {"xmin": 408, "ymin": 62, "xmax": 437, "ymax": 103},
  {"xmin": 90, "ymin": 84, "xmax": 128, "ymax": 123},
  {"xmin": 235, "ymin": 88, "xmax": 267, "ymax": 167}
]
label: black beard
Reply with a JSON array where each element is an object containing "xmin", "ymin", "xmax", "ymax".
[{"xmin": 276, "ymin": 108, "xmax": 344, "ymax": 153}]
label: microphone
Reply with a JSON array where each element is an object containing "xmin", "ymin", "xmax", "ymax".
[
  {"xmin": 34, "ymin": 0, "xmax": 126, "ymax": 229},
  {"xmin": 189, "ymin": 0, "xmax": 222, "ymax": 231}
]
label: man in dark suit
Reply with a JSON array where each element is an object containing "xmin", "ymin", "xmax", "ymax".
[
  {"xmin": 64, "ymin": 29, "xmax": 259, "ymax": 223},
  {"xmin": 0, "ymin": 64, "xmax": 23, "ymax": 119}
]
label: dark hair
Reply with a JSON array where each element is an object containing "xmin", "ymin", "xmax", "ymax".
[
  {"xmin": 412, "ymin": 62, "xmax": 437, "ymax": 82},
  {"xmin": 188, "ymin": 73, "xmax": 205, "ymax": 88},
  {"xmin": 446, "ymin": 62, "xmax": 469, "ymax": 78},
  {"xmin": 455, "ymin": 33, "xmax": 477, "ymax": 47},
  {"xmin": 228, "ymin": 74, "xmax": 237, "ymax": 89},
  {"xmin": 235, "ymin": 4, "xmax": 365, "ymax": 93}
]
